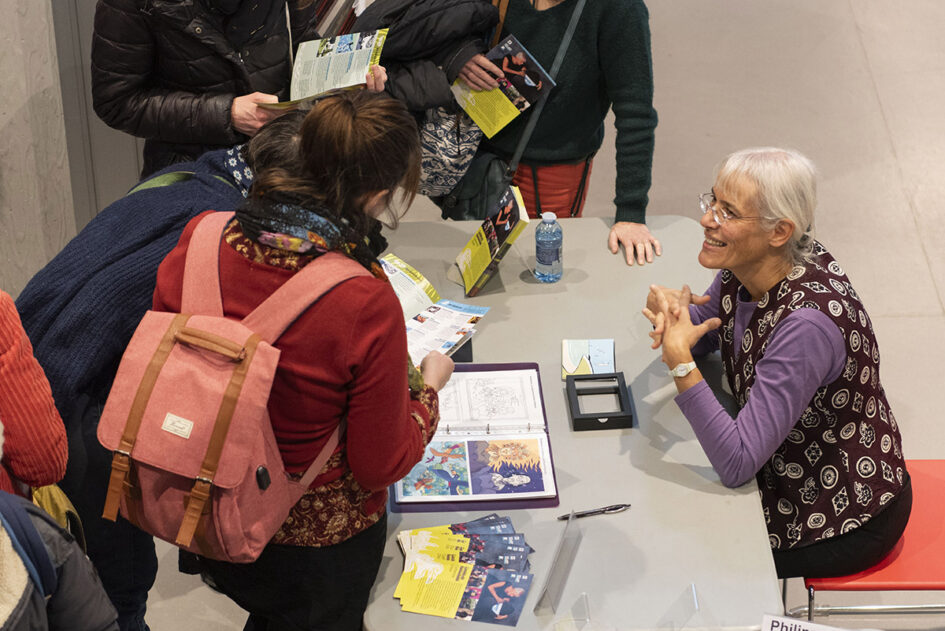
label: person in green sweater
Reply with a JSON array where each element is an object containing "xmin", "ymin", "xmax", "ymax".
[{"xmin": 459, "ymin": 0, "xmax": 660, "ymax": 266}]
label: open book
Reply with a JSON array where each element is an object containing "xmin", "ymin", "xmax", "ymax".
[
  {"xmin": 450, "ymin": 35, "xmax": 554, "ymax": 138},
  {"xmin": 455, "ymin": 185, "xmax": 530, "ymax": 297},
  {"xmin": 392, "ymin": 363, "xmax": 558, "ymax": 511},
  {"xmin": 258, "ymin": 29, "xmax": 388, "ymax": 111},
  {"xmin": 381, "ymin": 253, "xmax": 488, "ymax": 362}
]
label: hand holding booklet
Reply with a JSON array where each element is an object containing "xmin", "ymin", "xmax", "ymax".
[
  {"xmin": 451, "ymin": 35, "xmax": 554, "ymax": 138},
  {"xmin": 258, "ymin": 29, "xmax": 388, "ymax": 110}
]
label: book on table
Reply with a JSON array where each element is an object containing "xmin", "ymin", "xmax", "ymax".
[
  {"xmin": 450, "ymin": 34, "xmax": 555, "ymax": 138},
  {"xmin": 561, "ymin": 338, "xmax": 616, "ymax": 380},
  {"xmin": 454, "ymin": 185, "xmax": 530, "ymax": 298},
  {"xmin": 380, "ymin": 253, "xmax": 488, "ymax": 363},
  {"xmin": 391, "ymin": 362, "xmax": 558, "ymax": 512},
  {"xmin": 258, "ymin": 28, "xmax": 388, "ymax": 111},
  {"xmin": 394, "ymin": 514, "xmax": 535, "ymax": 625}
]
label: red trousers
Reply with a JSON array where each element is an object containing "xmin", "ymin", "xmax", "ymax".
[{"xmin": 512, "ymin": 159, "xmax": 593, "ymax": 220}]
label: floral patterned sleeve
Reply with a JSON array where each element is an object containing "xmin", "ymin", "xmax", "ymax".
[{"xmin": 410, "ymin": 384, "xmax": 440, "ymax": 447}]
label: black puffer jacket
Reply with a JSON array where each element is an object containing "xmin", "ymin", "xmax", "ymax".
[
  {"xmin": 91, "ymin": 0, "xmax": 317, "ymax": 176},
  {"xmin": 353, "ymin": 0, "xmax": 498, "ymax": 112}
]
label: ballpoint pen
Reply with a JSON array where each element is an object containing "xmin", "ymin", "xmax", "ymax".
[{"xmin": 557, "ymin": 503, "xmax": 631, "ymax": 520}]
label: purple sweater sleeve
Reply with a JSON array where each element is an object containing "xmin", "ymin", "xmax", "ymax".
[
  {"xmin": 688, "ymin": 273, "xmax": 722, "ymax": 357},
  {"xmin": 675, "ymin": 308, "xmax": 846, "ymax": 488}
]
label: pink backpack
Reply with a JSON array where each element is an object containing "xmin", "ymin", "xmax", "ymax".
[{"xmin": 97, "ymin": 211, "xmax": 370, "ymax": 563}]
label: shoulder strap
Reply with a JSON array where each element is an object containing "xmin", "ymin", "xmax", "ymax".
[
  {"xmin": 181, "ymin": 211, "xmax": 234, "ymax": 315},
  {"xmin": 241, "ymin": 251, "xmax": 373, "ymax": 345},
  {"xmin": 127, "ymin": 171, "xmax": 195, "ymax": 196},
  {"xmin": 242, "ymin": 252, "xmax": 370, "ymax": 486},
  {"xmin": 0, "ymin": 492, "xmax": 57, "ymax": 598},
  {"xmin": 508, "ymin": 0, "xmax": 587, "ymax": 174},
  {"xmin": 491, "ymin": 0, "xmax": 510, "ymax": 48}
]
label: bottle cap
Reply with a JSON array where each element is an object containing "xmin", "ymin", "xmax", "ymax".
[{"xmin": 541, "ymin": 212, "xmax": 557, "ymax": 223}]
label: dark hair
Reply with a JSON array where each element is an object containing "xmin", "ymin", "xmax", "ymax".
[
  {"xmin": 240, "ymin": 110, "xmax": 306, "ymax": 176},
  {"xmin": 250, "ymin": 91, "xmax": 420, "ymax": 237}
]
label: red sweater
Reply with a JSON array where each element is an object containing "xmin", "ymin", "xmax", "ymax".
[
  {"xmin": 0, "ymin": 290, "xmax": 68, "ymax": 496},
  {"xmin": 153, "ymin": 213, "xmax": 439, "ymax": 545}
]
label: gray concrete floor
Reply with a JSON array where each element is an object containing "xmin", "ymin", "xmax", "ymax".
[{"xmin": 146, "ymin": 2, "xmax": 945, "ymax": 628}]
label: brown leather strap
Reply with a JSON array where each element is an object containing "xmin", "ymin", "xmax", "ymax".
[
  {"xmin": 175, "ymin": 332, "xmax": 262, "ymax": 547},
  {"xmin": 103, "ymin": 313, "xmax": 190, "ymax": 521},
  {"xmin": 102, "ymin": 453, "xmax": 131, "ymax": 521},
  {"xmin": 176, "ymin": 479, "xmax": 212, "ymax": 547},
  {"xmin": 492, "ymin": 0, "xmax": 510, "ymax": 48},
  {"xmin": 175, "ymin": 327, "xmax": 247, "ymax": 361},
  {"xmin": 181, "ymin": 212, "xmax": 234, "ymax": 315}
]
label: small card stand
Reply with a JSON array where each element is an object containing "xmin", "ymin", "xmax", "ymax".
[
  {"xmin": 533, "ymin": 512, "xmax": 583, "ymax": 616},
  {"xmin": 565, "ymin": 373, "xmax": 634, "ymax": 431}
]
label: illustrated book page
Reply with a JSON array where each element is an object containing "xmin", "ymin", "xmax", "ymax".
[{"xmin": 393, "ymin": 364, "xmax": 557, "ymax": 507}]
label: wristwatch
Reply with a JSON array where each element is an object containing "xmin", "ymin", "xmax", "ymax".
[{"xmin": 668, "ymin": 361, "xmax": 697, "ymax": 378}]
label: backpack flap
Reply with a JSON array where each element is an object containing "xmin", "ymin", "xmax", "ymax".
[{"xmin": 98, "ymin": 311, "xmax": 281, "ymax": 490}]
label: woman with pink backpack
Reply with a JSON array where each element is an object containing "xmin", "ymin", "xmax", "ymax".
[{"xmin": 152, "ymin": 91, "xmax": 454, "ymax": 630}]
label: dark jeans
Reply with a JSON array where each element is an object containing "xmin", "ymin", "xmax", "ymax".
[
  {"xmin": 61, "ymin": 397, "xmax": 157, "ymax": 631},
  {"xmin": 199, "ymin": 513, "xmax": 388, "ymax": 631},
  {"xmin": 774, "ymin": 474, "xmax": 913, "ymax": 578}
]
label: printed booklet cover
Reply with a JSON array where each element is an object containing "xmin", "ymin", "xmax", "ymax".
[
  {"xmin": 455, "ymin": 185, "xmax": 530, "ymax": 298},
  {"xmin": 450, "ymin": 35, "xmax": 554, "ymax": 138},
  {"xmin": 395, "ymin": 514, "xmax": 535, "ymax": 626}
]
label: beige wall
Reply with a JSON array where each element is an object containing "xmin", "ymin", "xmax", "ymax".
[{"xmin": 0, "ymin": 0, "xmax": 75, "ymax": 298}]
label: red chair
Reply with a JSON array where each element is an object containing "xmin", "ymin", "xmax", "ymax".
[{"xmin": 788, "ymin": 460, "xmax": 945, "ymax": 620}]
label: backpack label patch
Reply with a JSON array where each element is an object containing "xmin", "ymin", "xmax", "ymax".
[{"xmin": 162, "ymin": 413, "xmax": 194, "ymax": 439}]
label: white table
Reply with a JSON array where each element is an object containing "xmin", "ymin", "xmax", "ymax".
[{"xmin": 365, "ymin": 216, "xmax": 783, "ymax": 630}]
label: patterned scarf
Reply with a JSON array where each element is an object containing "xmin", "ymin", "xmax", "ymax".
[
  {"xmin": 235, "ymin": 196, "xmax": 387, "ymax": 278},
  {"xmin": 234, "ymin": 197, "xmax": 425, "ymax": 391}
]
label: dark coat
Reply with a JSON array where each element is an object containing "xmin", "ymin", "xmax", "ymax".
[
  {"xmin": 91, "ymin": 0, "xmax": 317, "ymax": 176},
  {"xmin": 354, "ymin": 0, "xmax": 498, "ymax": 111},
  {"xmin": 0, "ymin": 494, "xmax": 119, "ymax": 631}
]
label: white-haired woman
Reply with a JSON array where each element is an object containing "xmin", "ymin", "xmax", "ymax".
[{"xmin": 644, "ymin": 147, "xmax": 911, "ymax": 578}]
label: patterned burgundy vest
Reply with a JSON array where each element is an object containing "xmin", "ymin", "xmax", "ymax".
[{"xmin": 718, "ymin": 243, "xmax": 906, "ymax": 550}]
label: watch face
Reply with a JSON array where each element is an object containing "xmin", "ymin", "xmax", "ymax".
[{"xmin": 672, "ymin": 362, "xmax": 693, "ymax": 377}]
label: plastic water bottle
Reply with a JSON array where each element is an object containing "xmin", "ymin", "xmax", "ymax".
[{"xmin": 534, "ymin": 212, "xmax": 563, "ymax": 283}]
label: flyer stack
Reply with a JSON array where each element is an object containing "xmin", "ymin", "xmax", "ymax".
[{"xmin": 394, "ymin": 514, "xmax": 534, "ymax": 626}]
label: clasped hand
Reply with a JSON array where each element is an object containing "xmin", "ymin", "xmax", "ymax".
[{"xmin": 641, "ymin": 285, "xmax": 720, "ymax": 367}]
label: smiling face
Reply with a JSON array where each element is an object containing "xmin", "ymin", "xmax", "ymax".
[{"xmin": 698, "ymin": 176, "xmax": 771, "ymax": 274}]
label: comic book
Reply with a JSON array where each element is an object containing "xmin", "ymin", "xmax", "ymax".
[
  {"xmin": 392, "ymin": 364, "xmax": 558, "ymax": 510},
  {"xmin": 455, "ymin": 185, "xmax": 530, "ymax": 298},
  {"xmin": 258, "ymin": 29, "xmax": 387, "ymax": 110},
  {"xmin": 450, "ymin": 35, "xmax": 555, "ymax": 138},
  {"xmin": 394, "ymin": 514, "xmax": 535, "ymax": 626}
]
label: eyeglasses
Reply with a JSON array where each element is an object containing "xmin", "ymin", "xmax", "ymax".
[{"xmin": 699, "ymin": 192, "xmax": 771, "ymax": 226}]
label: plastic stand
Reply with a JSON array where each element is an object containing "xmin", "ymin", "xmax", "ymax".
[{"xmin": 533, "ymin": 512, "xmax": 583, "ymax": 616}]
